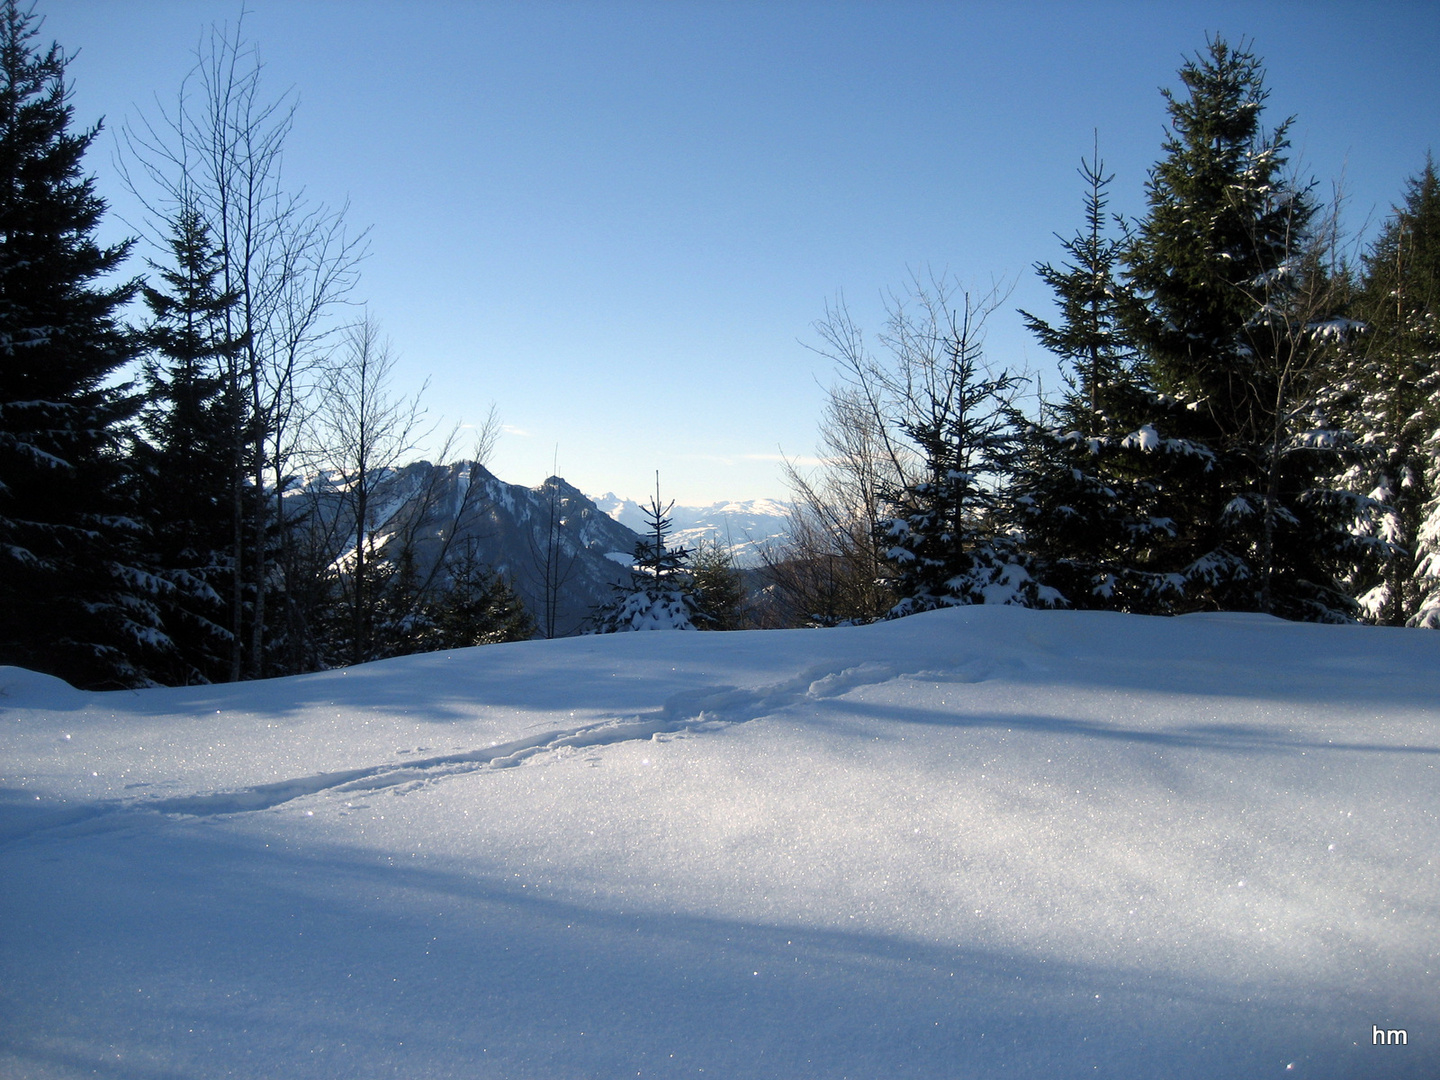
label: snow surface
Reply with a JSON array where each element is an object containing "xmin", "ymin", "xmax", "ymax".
[{"xmin": 1, "ymin": 608, "xmax": 1436, "ymax": 1078}]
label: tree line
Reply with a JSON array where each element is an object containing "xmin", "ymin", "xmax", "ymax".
[
  {"xmin": 768, "ymin": 37, "xmax": 1439, "ymax": 631},
  {"xmin": 2, "ymin": 8, "xmax": 1435, "ymax": 689}
]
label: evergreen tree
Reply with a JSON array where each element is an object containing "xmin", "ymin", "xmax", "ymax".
[
  {"xmin": 1344, "ymin": 157, "xmax": 1440, "ymax": 625},
  {"xmin": 690, "ymin": 539, "xmax": 747, "ymax": 629},
  {"xmin": 1120, "ymin": 36, "xmax": 1371, "ymax": 621},
  {"xmin": 878, "ymin": 307, "xmax": 1059, "ymax": 615},
  {"xmin": 344, "ymin": 548, "xmax": 420, "ymax": 661},
  {"xmin": 0, "ymin": 2, "xmax": 160, "ymax": 686},
  {"xmin": 1022, "ymin": 144, "xmax": 1133, "ymax": 436},
  {"xmin": 134, "ymin": 206, "xmax": 247, "ymax": 683},
  {"xmin": 421, "ymin": 541, "xmax": 535, "ymax": 649},
  {"xmin": 1012, "ymin": 416, "xmax": 1208, "ymax": 615},
  {"xmin": 593, "ymin": 479, "xmax": 699, "ymax": 632},
  {"xmin": 1016, "ymin": 146, "xmax": 1193, "ymax": 612}
]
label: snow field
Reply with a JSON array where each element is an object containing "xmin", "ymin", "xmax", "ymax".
[{"xmin": 1, "ymin": 607, "xmax": 1436, "ymax": 1078}]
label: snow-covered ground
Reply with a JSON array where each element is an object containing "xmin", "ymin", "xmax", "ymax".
[{"xmin": 1, "ymin": 608, "xmax": 1436, "ymax": 1079}]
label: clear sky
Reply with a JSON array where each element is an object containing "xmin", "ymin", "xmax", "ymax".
[{"xmin": 39, "ymin": 0, "xmax": 1440, "ymax": 505}]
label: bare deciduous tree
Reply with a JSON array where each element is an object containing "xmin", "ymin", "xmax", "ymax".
[
  {"xmin": 120, "ymin": 13, "xmax": 367, "ymax": 677},
  {"xmin": 768, "ymin": 274, "xmax": 1019, "ymax": 623},
  {"xmin": 310, "ymin": 315, "xmax": 428, "ymax": 664},
  {"xmin": 765, "ymin": 382, "xmax": 899, "ymax": 624}
]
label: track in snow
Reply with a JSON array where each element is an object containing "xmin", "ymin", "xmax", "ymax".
[{"xmin": 3, "ymin": 661, "xmax": 908, "ymax": 841}]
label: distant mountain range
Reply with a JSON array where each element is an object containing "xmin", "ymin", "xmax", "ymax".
[
  {"xmin": 590, "ymin": 494, "xmax": 792, "ymax": 567},
  {"xmin": 300, "ymin": 461, "xmax": 643, "ymax": 638},
  {"xmin": 297, "ymin": 462, "xmax": 793, "ymax": 637}
]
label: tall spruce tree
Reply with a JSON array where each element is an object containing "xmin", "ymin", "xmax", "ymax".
[
  {"xmin": 135, "ymin": 206, "xmax": 247, "ymax": 683},
  {"xmin": 1120, "ymin": 37, "xmax": 1370, "ymax": 621},
  {"xmin": 1344, "ymin": 158, "xmax": 1440, "ymax": 626},
  {"xmin": 1016, "ymin": 147, "xmax": 1192, "ymax": 612},
  {"xmin": 0, "ymin": 2, "xmax": 161, "ymax": 686},
  {"xmin": 1022, "ymin": 145, "xmax": 1133, "ymax": 435}
]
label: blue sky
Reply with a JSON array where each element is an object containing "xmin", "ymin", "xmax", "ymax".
[{"xmin": 42, "ymin": 1, "xmax": 1440, "ymax": 504}]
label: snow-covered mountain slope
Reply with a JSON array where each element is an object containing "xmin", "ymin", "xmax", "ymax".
[
  {"xmin": 594, "ymin": 492, "xmax": 792, "ymax": 566},
  {"xmin": 2, "ymin": 608, "xmax": 1436, "ymax": 1078},
  {"xmin": 299, "ymin": 462, "xmax": 641, "ymax": 635}
]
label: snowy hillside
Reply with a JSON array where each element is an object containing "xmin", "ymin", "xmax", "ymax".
[
  {"xmin": 2, "ymin": 608, "xmax": 1436, "ymax": 1079},
  {"xmin": 594, "ymin": 492, "xmax": 792, "ymax": 566}
]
